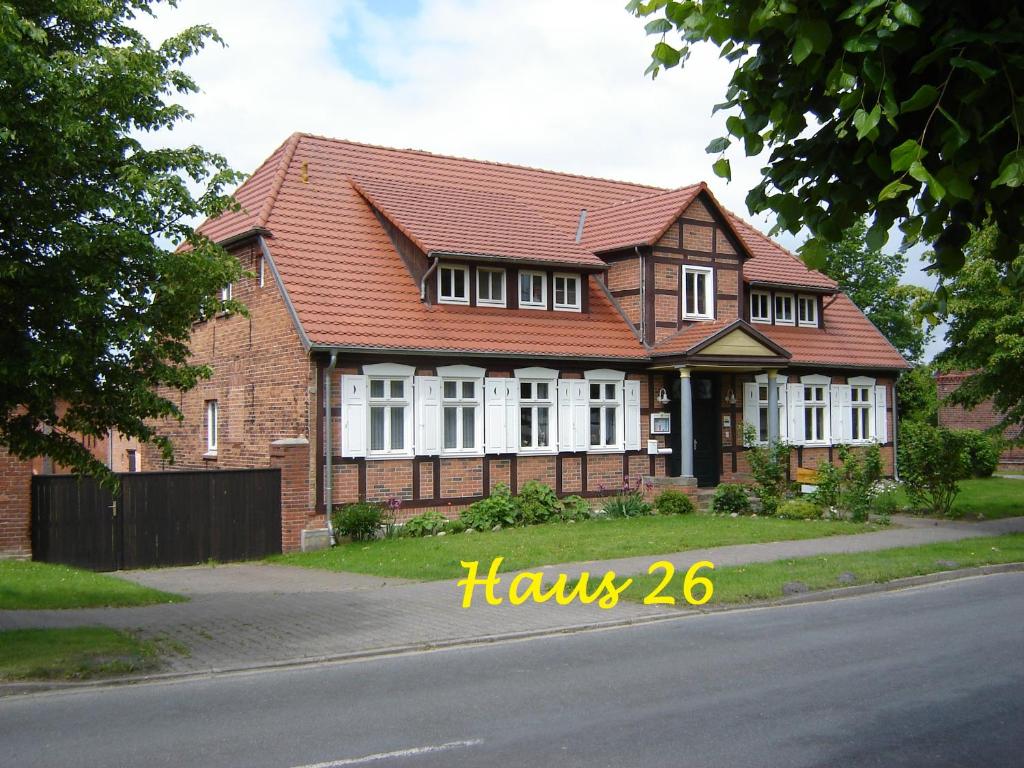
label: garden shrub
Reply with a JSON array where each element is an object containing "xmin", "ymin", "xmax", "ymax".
[
  {"xmin": 898, "ymin": 422, "xmax": 970, "ymax": 517},
  {"xmin": 557, "ymin": 495, "xmax": 591, "ymax": 522},
  {"xmin": 810, "ymin": 445, "xmax": 883, "ymax": 522},
  {"xmin": 402, "ymin": 510, "xmax": 449, "ymax": 538},
  {"xmin": 331, "ymin": 502, "xmax": 385, "ymax": 543},
  {"xmin": 654, "ymin": 489, "xmax": 696, "ymax": 516},
  {"xmin": 460, "ymin": 484, "xmax": 518, "ymax": 531},
  {"xmin": 776, "ymin": 499, "xmax": 824, "ymax": 519},
  {"xmin": 871, "ymin": 488, "xmax": 900, "ymax": 520},
  {"xmin": 956, "ymin": 429, "xmax": 1002, "ymax": 477},
  {"xmin": 515, "ymin": 480, "xmax": 561, "ymax": 525},
  {"xmin": 710, "ymin": 484, "xmax": 751, "ymax": 515},
  {"xmin": 742, "ymin": 425, "xmax": 793, "ymax": 516}
]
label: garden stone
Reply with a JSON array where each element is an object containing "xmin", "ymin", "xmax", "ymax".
[
  {"xmin": 491, "ymin": 525, "xmax": 502, "ymax": 532},
  {"xmin": 435, "ymin": 531, "xmax": 446, "ymax": 537},
  {"xmin": 837, "ymin": 572, "xmax": 857, "ymax": 584},
  {"xmin": 730, "ymin": 512, "xmax": 739, "ymax": 518},
  {"xmin": 935, "ymin": 559, "xmax": 959, "ymax": 569},
  {"xmin": 465, "ymin": 528, "xmax": 476, "ymax": 534},
  {"xmin": 782, "ymin": 581, "xmax": 809, "ymax": 596},
  {"xmin": 567, "ymin": 520, "xmax": 576, "ymax": 524}
]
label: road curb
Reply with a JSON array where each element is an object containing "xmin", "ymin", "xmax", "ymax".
[{"xmin": 3, "ymin": 562, "xmax": 1022, "ymax": 698}]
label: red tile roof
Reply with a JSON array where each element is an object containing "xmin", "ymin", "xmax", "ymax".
[
  {"xmin": 352, "ymin": 176, "xmax": 603, "ymax": 267},
  {"xmin": 198, "ymin": 132, "xmax": 904, "ymax": 368},
  {"xmin": 653, "ymin": 318, "xmax": 790, "ymax": 358},
  {"xmin": 581, "ymin": 185, "xmax": 703, "ymax": 253},
  {"xmin": 756, "ymin": 293, "xmax": 909, "ymax": 369}
]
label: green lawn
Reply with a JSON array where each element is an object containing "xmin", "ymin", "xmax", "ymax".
[
  {"xmin": 623, "ymin": 533, "xmax": 1024, "ymax": 606},
  {"xmin": 894, "ymin": 477, "xmax": 1024, "ymax": 520},
  {"xmin": 271, "ymin": 515, "xmax": 878, "ymax": 581},
  {"xmin": 0, "ymin": 627, "xmax": 160, "ymax": 681},
  {"xmin": 0, "ymin": 561, "xmax": 185, "ymax": 610}
]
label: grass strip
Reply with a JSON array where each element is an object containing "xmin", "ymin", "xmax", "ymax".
[
  {"xmin": 0, "ymin": 627, "xmax": 161, "ymax": 681},
  {"xmin": 271, "ymin": 515, "xmax": 877, "ymax": 581},
  {"xmin": 623, "ymin": 533, "xmax": 1024, "ymax": 606},
  {"xmin": 892, "ymin": 477, "xmax": 1024, "ymax": 520},
  {"xmin": 0, "ymin": 561, "xmax": 185, "ymax": 610}
]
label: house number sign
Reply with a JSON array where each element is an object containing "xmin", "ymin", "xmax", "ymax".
[{"xmin": 457, "ymin": 557, "xmax": 715, "ymax": 609}]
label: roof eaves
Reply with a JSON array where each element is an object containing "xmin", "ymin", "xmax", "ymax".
[
  {"xmin": 308, "ymin": 343, "xmax": 650, "ymax": 362},
  {"xmin": 646, "ymin": 183, "xmax": 706, "ymax": 246},
  {"xmin": 427, "ymin": 250, "xmax": 605, "ymax": 270}
]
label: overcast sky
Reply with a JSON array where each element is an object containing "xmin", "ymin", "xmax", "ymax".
[{"xmin": 136, "ymin": 0, "xmax": 941, "ymax": 357}]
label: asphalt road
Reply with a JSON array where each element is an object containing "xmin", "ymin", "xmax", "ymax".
[{"xmin": 3, "ymin": 573, "xmax": 1022, "ymax": 768}]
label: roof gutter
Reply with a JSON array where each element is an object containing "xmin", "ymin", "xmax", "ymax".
[
  {"xmin": 421, "ymin": 255, "xmax": 439, "ymax": 303},
  {"xmin": 323, "ymin": 351, "xmax": 339, "ymax": 545}
]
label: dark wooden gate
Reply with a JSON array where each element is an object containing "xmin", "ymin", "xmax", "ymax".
[{"xmin": 31, "ymin": 469, "xmax": 281, "ymax": 571}]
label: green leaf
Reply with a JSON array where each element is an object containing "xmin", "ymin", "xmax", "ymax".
[
  {"xmin": 705, "ymin": 137, "xmax": 731, "ymax": 153},
  {"xmin": 853, "ymin": 105, "xmax": 881, "ymax": 140},
  {"xmin": 878, "ymin": 179, "xmax": 912, "ymax": 201},
  {"xmin": 950, "ymin": 56, "xmax": 997, "ymax": 81},
  {"xmin": 866, "ymin": 221, "xmax": 889, "ymax": 250},
  {"xmin": 935, "ymin": 166, "xmax": 973, "ymax": 200},
  {"xmin": 793, "ymin": 34, "xmax": 813, "ymax": 64},
  {"xmin": 799, "ymin": 238, "xmax": 829, "ymax": 270},
  {"xmin": 892, "ymin": 1, "xmax": 922, "ymax": 26},
  {"xmin": 726, "ymin": 115, "xmax": 746, "ymax": 138},
  {"xmin": 644, "ymin": 18, "xmax": 673, "ymax": 35},
  {"xmin": 899, "ymin": 84, "xmax": 938, "ymax": 113},
  {"xmin": 992, "ymin": 151, "xmax": 1024, "ymax": 189},
  {"xmin": 909, "ymin": 161, "xmax": 946, "ymax": 200},
  {"xmin": 653, "ymin": 42, "xmax": 681, "ymax": 67},
  {"xmin": 890, "ymin": 139, "xmax": 925, "ymax": 172},
  {"xmin": 712, "ymin": 158, "xmax": 732, "ymax": 181}
]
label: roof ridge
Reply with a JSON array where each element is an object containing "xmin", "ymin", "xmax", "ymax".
[
  {"xmin": 256, "ymin": 132, "xmax": 302, "ymax": 229},
  {"xmin": 294, "ymin": 131, "xmax": 669, "ymax": 193},
  {"xmin": 587, "ymin": 183, "xmax": 705, "ymax": 214}
]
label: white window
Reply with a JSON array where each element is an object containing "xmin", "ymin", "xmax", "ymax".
[
  {"xmin": 477, "ymin": 268, "xmax": 506, "ymax": 307},
  {"xmin": 441, "ymin": 378, "xmax": 481, "ymax": 453},
  {"xmin": 368, "ymin": 376, "xmax": 411, "ymax": 455},
  {"xmin": 797, "ymin": 295, "xmax": 818, "ymax": 327},
  {"xmin": 205, "ymin": 400, "xmax": 218, "ymax": 454},
  {"xmin": 258, "ymin": 256, "xmax": 265, "ymax": 288},
  {"xmin": 850, "ymin": 385, "xmax": 874, "ymax": 441},
  {"xmin": 774, "ymin": 293, "xmax": 795, "ymax": 325},
  {"xmin": 519, "ymin": 270, "xmax": 546, "ymax": 309},
  {"xmin": 802, "ymin": 382, "xmax": 829, "ymax": 444},
  {"xmin": 519, "ymin": 380, "xmax": 555, "ymax": 452},
  {"xmin": 438, "ymin": 264, "xmax": 469, "ymax": 305},
  {"xmin": 589, "ymin": 380, "xmax": 622, "ymax": 449},
  {"xmin": 682, "ymin": 266, "xmax": 714, "ymax": 319},
  {"xmin": 220, "ymin": 284, "xmax": 232, "ymax": 302},
  {"xmin": 750, "ymin": 290, "xmax": 771, "ymax": 323},
  {"xmin": 553, "ymin": 273, "xmax": 581, "ymax": 311}
]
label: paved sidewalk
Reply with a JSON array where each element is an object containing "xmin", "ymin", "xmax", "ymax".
[{"xmin": 2, "ymin": 516, "xmax": 1022, "ymax": 677}]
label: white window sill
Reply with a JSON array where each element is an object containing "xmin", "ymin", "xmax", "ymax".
[
  {"xmin": 682, "ymin": 314, "xmax": 715, "ymax": 321},
  {"xmin": 366, "ymin": 453, "xmax": 415, "ymax": 461},
  {"xmin": 477, "ymin": 300, "xmax": 506, "ymax": 308},
  {"xmin": 798, "ymin": 321, "xmax": 819, "ymax": 328},
  {"xmin": 519, "ymin": 302, "xmax": 546, "ymax": 311},
  {"xmin": 751, "ymin": 318, "xmax": 771, "ymax": 324},
  {"xmin": 438, "ymin": 297, "xmax": 470, "ymax": 306},
  {"xmin": 775, "ymin": 319, "xmax": 796, "ymax": 326},
  {"xmin": 517, "ymin": 448, "xmax": 558, "ymax": 456},
  {"xmin": 203, "ymin": 452, "xmax": 218, "ymax": 460},
  {"xmin": 439, "ymin": 451, "xmax": 485, "ymax": 459},
  {"xmin": 553, "ymin": 305, "xmax": 581, "ymax": 313},
  {"xmin": 587, "ymin": 446, "xmax": 625, "ymax": 454}
]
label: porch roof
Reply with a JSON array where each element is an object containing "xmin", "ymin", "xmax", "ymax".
[{"xmin": 651, "ymin": 318, "xmax": 791, "ymax": 364}]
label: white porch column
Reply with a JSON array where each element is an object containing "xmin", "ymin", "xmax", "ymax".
[
  {"xmin": 767, "ymin": 368, "xmax": 780, "ymax": 447},
  {"xmin": 679, "ymin": 367, "xmax": 694, "ymax": 478}
]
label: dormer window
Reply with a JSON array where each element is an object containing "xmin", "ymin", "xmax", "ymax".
[
  {"xmin": 519, "ymin": 271, "xmax": 546, "ymax": 310},
  {"xmin": 438, "ymin": 264, "xmax": 469, "ymax": 305},
  {"xmin": 797, "ymin": 295, "xmax": 818, "ymax": 327},
  {"xmin": 682, "ymin": 266, "xmax": 714, "ymax": 319},
  {"xmin": 774, "ymin": 293, "xmax": 795, "ymax": 325},
  {"xmin": 477, "ymin": 268, "xmax": 505, "ymax": 307},
  {"xmin": 553, "ymin": 273, "xmax": 581, "ymax": 312},
  {"xmin": 750, "ymin": 290, "xmax": 771, "ymax": 323}
]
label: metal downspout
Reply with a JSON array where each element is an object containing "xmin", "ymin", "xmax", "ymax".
[
  {"xmin": 324, "ymin": 351, "xmax": 339, "ymax": 545},
  {"xmin": 421, "ymin": 256, "xmax": 439, "ymax": 303}
]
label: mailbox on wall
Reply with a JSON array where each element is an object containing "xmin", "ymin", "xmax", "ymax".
[{"xmin": 650, "ymin": 412, "xmax": 671, "ymax": 435}]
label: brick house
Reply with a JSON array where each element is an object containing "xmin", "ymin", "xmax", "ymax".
[
  {"xmin": 936, "ymin": 372, "xmax": 1024, "ymax": 472},
  {"xmin": 141, "ymin": 133, "xmax": 909, "ymax": 552}
]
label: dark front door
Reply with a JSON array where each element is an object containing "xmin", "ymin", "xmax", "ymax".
[
  {"xmin": 667, "ymin": 373, "xmax": 720, "ymax": 486},
  {"xmin": 691, "ymin": 374, "xmax": 720, "ymax": 487}
]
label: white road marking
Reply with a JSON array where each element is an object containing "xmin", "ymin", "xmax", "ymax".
[{"xmin": 289, "ymin": 739, "xmax": 483, "ymax": 767}]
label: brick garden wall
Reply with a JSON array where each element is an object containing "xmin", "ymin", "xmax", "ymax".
[
  {"xmin": 0, "ymin": 447, "xmax": 32, "ymax": 557},
  {"xmin": 937, "ymin": 372, "xmax": 1024, "ymax": 471}
]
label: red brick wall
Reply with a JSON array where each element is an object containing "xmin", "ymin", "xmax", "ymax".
[
  {"xmin": 937, "ymin": 372, "xmax": 1024, "ymax": 469},
  {"xmin": 0, "ymin": 447, "xmax": 32, "ymax": 557},
  {"xmin": 269, "ymin": 439, "xmax": 313, "ymax": 552}
]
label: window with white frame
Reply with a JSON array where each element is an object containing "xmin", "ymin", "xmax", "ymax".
[
  {"xmin": 797, "ymin": 295, "xmax": 818, "ymax": 327},
  {"xmin": 802, "ymin": 382, "xmax": 828, "ymax": 443},
  {"xmin": 438, "ymin": 264, "xmax": 469, "ymax": 305},
  {"xmin": 368, "ymin": 377, "xmax": 410, "ymax": 454},
  {"xmin": 750, "ymin": 291, "xmax": 771, "ymax": 323},
  {"xmin": 205, "ymin": 400, "xmax": 218, "ymax": 454},
  {"xmin": 850, "ymin": 384, "xmax": 874, "ymax": 442},
  {"xmin": 258, "ymin": 256, "xmax": 265, "ymax": 288},
  {"xmin": 553, "ymin": 273, "xmax": 581, "ymax": 311},
  {"xmin": 774, "ymin": 293, "xmax": 795, "ymax": 325},
  {"xmin": 441, "ymin": 378, "xmax": 481, "ymax": 453},
  {"xmin": 588, "ymin": 380, "xmax": 621, "ymax": 448},
  {"xmin": 519, "ymin": 270, "xmax": 546, "ymax": 309},
  {"xmin": 519, "ymin": 380, "xmax": 554, "ymax": 451},
  {"xmin": 682, "ymin": 266, "xmax": 714, "ymax": 319},
  {"xmin": 220, "ymin": 284, "xmax": 232, "ymax": 302},
  {"xmin": 476, "ymin": 268, "xmax": 505, "ymax": 307}
]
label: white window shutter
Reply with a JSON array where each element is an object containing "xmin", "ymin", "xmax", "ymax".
[
  {"xmin": 830, "ymin": 384, "xmax": 850, "ymax": 445},
  {"xmin": 875, "ymin": 385, "xmax": 888, "ymax": 443},
  {"xmin": 787, "ymin": 383, "xmax": 804, "ymax": 445},
  {"xmin": 624, "ymin": 380, "xmax": 641, "ymax": 451},
  {"xmin": 503, "ymin": 379, "xmax": 519, "ymax": 453},
  {"xmin": 778, "ymin": 384, "xmax": 789, "ymax": 442},
  {"xmin": 415, "ymin": 376, "xmax": 440, "ymax": 456},
  {"xmin": 742, "ymin": 383, "xmax": 759, "ymax": 443},
  {"xmin": 485, "ymin": 378, "xmax": 508, "ymax": 454},
  {"xmin": 572, "ymin": 380, "xmax": 589, "ymax": 451},
  {"xmin": 558, "ymin": 380, "xmax": 574, "ymax": 452},
  {"xmin": 340, "ymin": 375, "xmax": 367, "ymax": 458}
]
